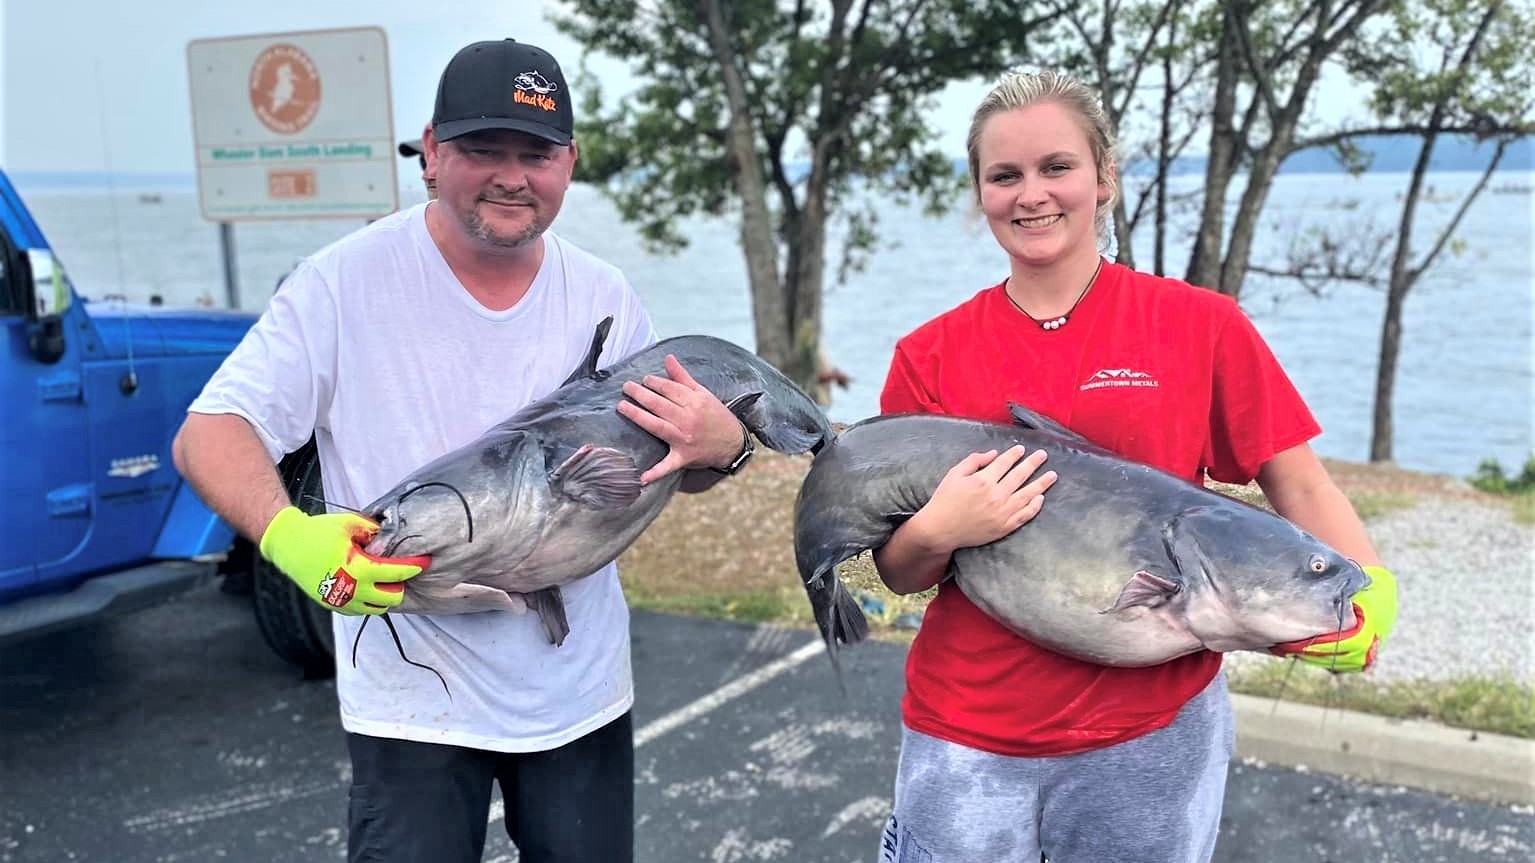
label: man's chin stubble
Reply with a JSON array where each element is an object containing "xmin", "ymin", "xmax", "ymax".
[{"xmin": 464, "ymin": 211, "xmax": 545, "ymax": 249}]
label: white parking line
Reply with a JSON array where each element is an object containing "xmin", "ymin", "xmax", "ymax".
[
  {"xmin": 119, "ymin": 637, "xmax": 825, "ymax": 858},
  {"xmin": 635, "ymin": 639, "xmax": 824, "ymax": 747},
  {"xmin": 486, "ymin": 638, "xmax": 825, "ymax": 831}
]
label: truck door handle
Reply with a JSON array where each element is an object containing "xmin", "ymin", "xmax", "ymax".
[
  {"xmin": 38, "ymin": 373, "xmax": 83, "ymax": 402},
  {"xmin": 47, "ymin": 483, "xmax": 93, "ymax": 517}
]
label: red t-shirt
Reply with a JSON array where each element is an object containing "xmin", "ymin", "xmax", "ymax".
[{"xmin": 880, "ymin": 261, "xmax": 1321, "ymax": 756}]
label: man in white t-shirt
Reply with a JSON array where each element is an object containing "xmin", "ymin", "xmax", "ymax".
[{"xmin": 172, "ymin": 38, "xmax": 753, "ymax": 863}]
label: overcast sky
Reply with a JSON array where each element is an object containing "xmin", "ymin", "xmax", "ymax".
[
  {"xmin": 2, "ymin": 0, "xmax": 1009, "ymax": 174},
  {"xmin": 3, "ymin": 1, "xmax": 1368, "ymax": 176},
  {"xmin": 2, "ymin": 1, "xmax": 587, "ymax": 172}
]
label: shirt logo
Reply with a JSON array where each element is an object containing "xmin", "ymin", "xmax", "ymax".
[{"xmin": 1081, "ymin": 368, "xmax": 1160, "ymax": 391}]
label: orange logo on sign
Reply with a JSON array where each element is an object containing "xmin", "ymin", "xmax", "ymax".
[
  {"xmin": 268, "ymin": 169, "xmax": 317, "ymax": 198},
  {"xmin": 249, "ymin": 43, "xmax": 322, "ymax": 135}
]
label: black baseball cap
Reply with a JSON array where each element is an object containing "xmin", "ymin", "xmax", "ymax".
[
  {"xmin": 432, "ymin": 39, "xmax": 573, "ymax": 146},
  {"xmin": 397, "ymin": 138, "xmax": 424, "ymax": 158}
]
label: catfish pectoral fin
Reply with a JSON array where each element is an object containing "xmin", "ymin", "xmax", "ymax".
[
  {"xmin": 549, "ymin": 445, "xmax": 642, "ymax": 509},
  {"xmin": 399, "ymin": 582, "xmax": 529, "ymax": 615},
  {"xmin": 525, "ymin": 586, "xmax": 571, "ymax": 646},
  {"xmin": 1102, "ymin": 569, "xmax": 1181, "ymax": 614}
]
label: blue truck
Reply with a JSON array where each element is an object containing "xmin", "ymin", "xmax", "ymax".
[{"xmin": 0, "ymin": 169, "xmax": 335, "ymax": 676}]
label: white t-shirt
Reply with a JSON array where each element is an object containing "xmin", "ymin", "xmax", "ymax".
[{"xmin": 191, "ymin": 203, "xmax": 657, "ymax": 752}]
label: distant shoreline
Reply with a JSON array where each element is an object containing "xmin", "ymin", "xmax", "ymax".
[{"xmin": 11, "ymin": 133, "xmax": 1531, "ymax": 191}]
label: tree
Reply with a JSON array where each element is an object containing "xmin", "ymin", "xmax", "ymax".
[
  {"xmin": 1258, "ymin": 0, "xmax": 1534, "ymax": 462},
  {"xmin": 551, "ymin": 0, "xmax": 1059, "ymax": 390},
  {"xmin": 1035, "ymin": 0, "xmax": 1214, "ymax": 272},
  {"xmin": 1186, "ymin": 0, "xmax": 1399, "ymax": 298}
]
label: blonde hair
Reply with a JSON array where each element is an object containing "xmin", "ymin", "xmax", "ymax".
[{"xmin": 965, "ymin": 71, "xmax": 1120, "ymax": 237}]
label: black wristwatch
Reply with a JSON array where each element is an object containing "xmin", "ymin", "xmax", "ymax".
[{"xmin": 709, "ymin": 422, "xmax": 756, "ymax": 475}]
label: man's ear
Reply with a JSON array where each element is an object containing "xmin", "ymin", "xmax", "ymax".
[
  {"xmin": 566, "ymin": 139, "xmax": 579, "ymax": 180},
  {"xmin": 422, "ymin": 124, "xmax": 437, "ymax": 156}
]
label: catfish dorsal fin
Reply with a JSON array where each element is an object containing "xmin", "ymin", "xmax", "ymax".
[
  {"xmin": 561, "ymin": 316, "xmax": 616, "ymax": 386},
  {"xmin": 1006, "ymin": 402, "xmax": 1089, "ymax": 444}
]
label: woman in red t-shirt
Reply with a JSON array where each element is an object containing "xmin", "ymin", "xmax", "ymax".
[{"xmin": 872, "ymin": 71, "xmax": 1399, "ymax": 863}]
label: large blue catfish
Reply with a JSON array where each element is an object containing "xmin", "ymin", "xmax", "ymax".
[
  {"xmin": 794, "ymin": 406, "xmax": 1369, "ymax": 669},
  {"xmin": 359, "ymin": 317, "xmax": 834, "ymax": 646}
]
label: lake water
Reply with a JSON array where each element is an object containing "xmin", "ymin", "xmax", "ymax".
[{"xmin": 15, "ymin": 170, "xmax": 1533, "ymax": 479}]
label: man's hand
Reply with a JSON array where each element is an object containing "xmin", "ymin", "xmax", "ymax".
[
  {"xmin": 258, "ymin": 506, "xmax": 430, "ymax": 615},
  {"xmin": 1273, "ymin": 564, "xmax": 1398, "ymax": 673},
  {"xmin": 616, "ymin": 355, "xmax": 749, "ymax": 485}
]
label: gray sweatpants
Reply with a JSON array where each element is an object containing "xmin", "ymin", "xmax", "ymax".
[{"xmin": 881, "ymin": 673, "xmax": 1234, "ymax": 863}]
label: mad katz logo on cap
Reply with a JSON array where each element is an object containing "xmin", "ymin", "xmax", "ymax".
[
  {"xmin": 249, "ymin": 43, "xmax": 322, "ymax": 135},
  {"xmin": 513, "ymin": 71, "xmax": 559, "ymax": 113}
]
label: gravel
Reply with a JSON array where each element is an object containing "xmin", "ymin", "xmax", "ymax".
[
  {"xmin": 1229, "ymin": 496, "xmax": 1534, "ymax": 684},
  {"xmin": 1365, "ymin": 496, "xmax": 1534, "ymax": 683}
]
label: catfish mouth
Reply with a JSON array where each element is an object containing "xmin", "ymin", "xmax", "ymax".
[
  {"xmin": 365, "ymin": 481, "xmax": 477, "ymax": 558},
  {"xmin": 1270, "ymin": 572, "xmax": 1365, "ymax": 652},
  {"xmin": 1271, "ymin": 597, "xmax": 1360, "ymax": 653}
]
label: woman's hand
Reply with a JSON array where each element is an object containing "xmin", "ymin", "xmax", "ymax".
[{"xmin": 912, "ymin": 445, "xmax": 1057, "ymax": 553}]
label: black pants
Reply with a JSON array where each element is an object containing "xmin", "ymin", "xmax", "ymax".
[{"xmin": 346, "ymin": 712, "xmax": 634, "ymax": 863}]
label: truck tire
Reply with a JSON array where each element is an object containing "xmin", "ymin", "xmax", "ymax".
[{"xmin": 252, "ymin": 438, "xmax": 337, "ymax": 679}]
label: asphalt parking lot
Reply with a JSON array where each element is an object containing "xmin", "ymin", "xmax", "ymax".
[{"xmin": 1, "ymin": 582, "xmax": 1530, "ymax": 862}]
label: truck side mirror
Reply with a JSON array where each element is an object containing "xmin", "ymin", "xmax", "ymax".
[{"xmin": 23, "ymin": 248, "xmax": 71, "ymax": 364}]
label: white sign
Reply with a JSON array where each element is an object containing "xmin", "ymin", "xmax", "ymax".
[{"xmin": 187, "ymin": 27, "xmax": 398, "ymax": 221}]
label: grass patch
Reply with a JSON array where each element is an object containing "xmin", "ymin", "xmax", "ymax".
[
  {"xmin": 626, "ymin": 587, "xmax": 799, "ymax": 625},
  {"xmin": 1226, "ymin": 661, "xmax": 1535, "ymax": 738},
  {"xmin": 1346, "ymin": 490, "xmax": 1419, "ymax": 521},
  {"xmin": 1512, "ymin": 494, "xmax": 1535, "ymax": 526},
  {"xmin": 1209, "ymin": 481, "xmax": 1419, "ymax": 522}
]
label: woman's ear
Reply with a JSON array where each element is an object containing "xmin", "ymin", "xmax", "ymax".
[{"xmin": 1097, "ymin": 161, "xmax": 1118, "ymax": 205}]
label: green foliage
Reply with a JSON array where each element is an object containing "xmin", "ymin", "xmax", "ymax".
[
  {"xmin": 1468, "ymin": 454, "xmax": 1535, "ymax": 495},
  {"xmin": 1345, "ymin": 0, "xmax": 1535, "ymax": 135},
  {"xmin": 550, "ymin": 0, "xmax": 1059, "ymax": 265}
]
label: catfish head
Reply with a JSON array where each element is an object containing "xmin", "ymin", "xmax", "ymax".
[{"xmin": 1105, "ymin": 504, "xmax": 1368, "ymax": 654}]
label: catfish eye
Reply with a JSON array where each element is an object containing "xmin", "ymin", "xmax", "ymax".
[{"xmin": 1308, "ymin": 554, "xmax": 1328, "ymax": 574}]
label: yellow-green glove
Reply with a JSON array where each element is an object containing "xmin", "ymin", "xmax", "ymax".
[
  {"xmin": 258, "ymin": 506, "xmax": 429, "ymax": 615},
  {"xmin": 1273, "ymin": 565, "xmax": 1398, "ymax": 673}
]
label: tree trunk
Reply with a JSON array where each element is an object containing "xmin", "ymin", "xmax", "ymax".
[
  {"xmin": 1371, "ymin": 0, "xmax": 1501, "ymax": 462},
  {"xmin": 1216, "ymin": 133, "xmax": 1289, "ymax": 298},
  {"xmin": 697, "ymin": 0, "xmax": 790, "ymax": 369},
  {"xmin": 1370, "ymin": 289, "xmax": 1403, "ymax": 463},
  {"xmin": 1111, "ymin": 197, "xmax": 1134, "ymax": 267},
  {"xmin": 1371, "ymin": 130, "xmax": 1436, "ymax": 462},
  {"xmin": 1186, "ymin": 1, "xmax": 1239, "ymax": 290},
  {"xmin": 774, "ymin": 0, "xmax": 856, "ymax": 393},
  {"xmin": 1154, "ymin": 22, "xmax": 1175, "ymax": 277}
]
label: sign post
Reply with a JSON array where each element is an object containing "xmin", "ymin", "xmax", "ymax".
[{"xmin": 186, "ymin": 27, "xmax": 398, "ymax": 307}]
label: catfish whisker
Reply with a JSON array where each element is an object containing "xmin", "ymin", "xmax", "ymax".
[
  {"xmin": 350, "ymin": 614, "xmax": 452, "ymax": 700},
  {"xmin": 301, "ymin": 494, "xmax": 367, "ymax": 515},
  {"xmin": 399, "ymin": 482, "xmax": 475, "ymax": 542},
  {"xmin": 384, "ymin": 534, "xmax": 424, "ymax": 558},
  {"xmin": 352, "ymin": 616, "xmax": 369, "ymax": 668},
  {"xmin": 382, "ymin": 614, "xmax": 452, "ymax": 700},
  {"xmin": 1271, "ymin": 655, "xmax": 1301, "ymax": 716}
]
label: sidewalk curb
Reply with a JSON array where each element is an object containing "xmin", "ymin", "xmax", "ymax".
[{"xmin": 1232, "ymin": 693, "xmax": 1535, "ymax": 806}]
